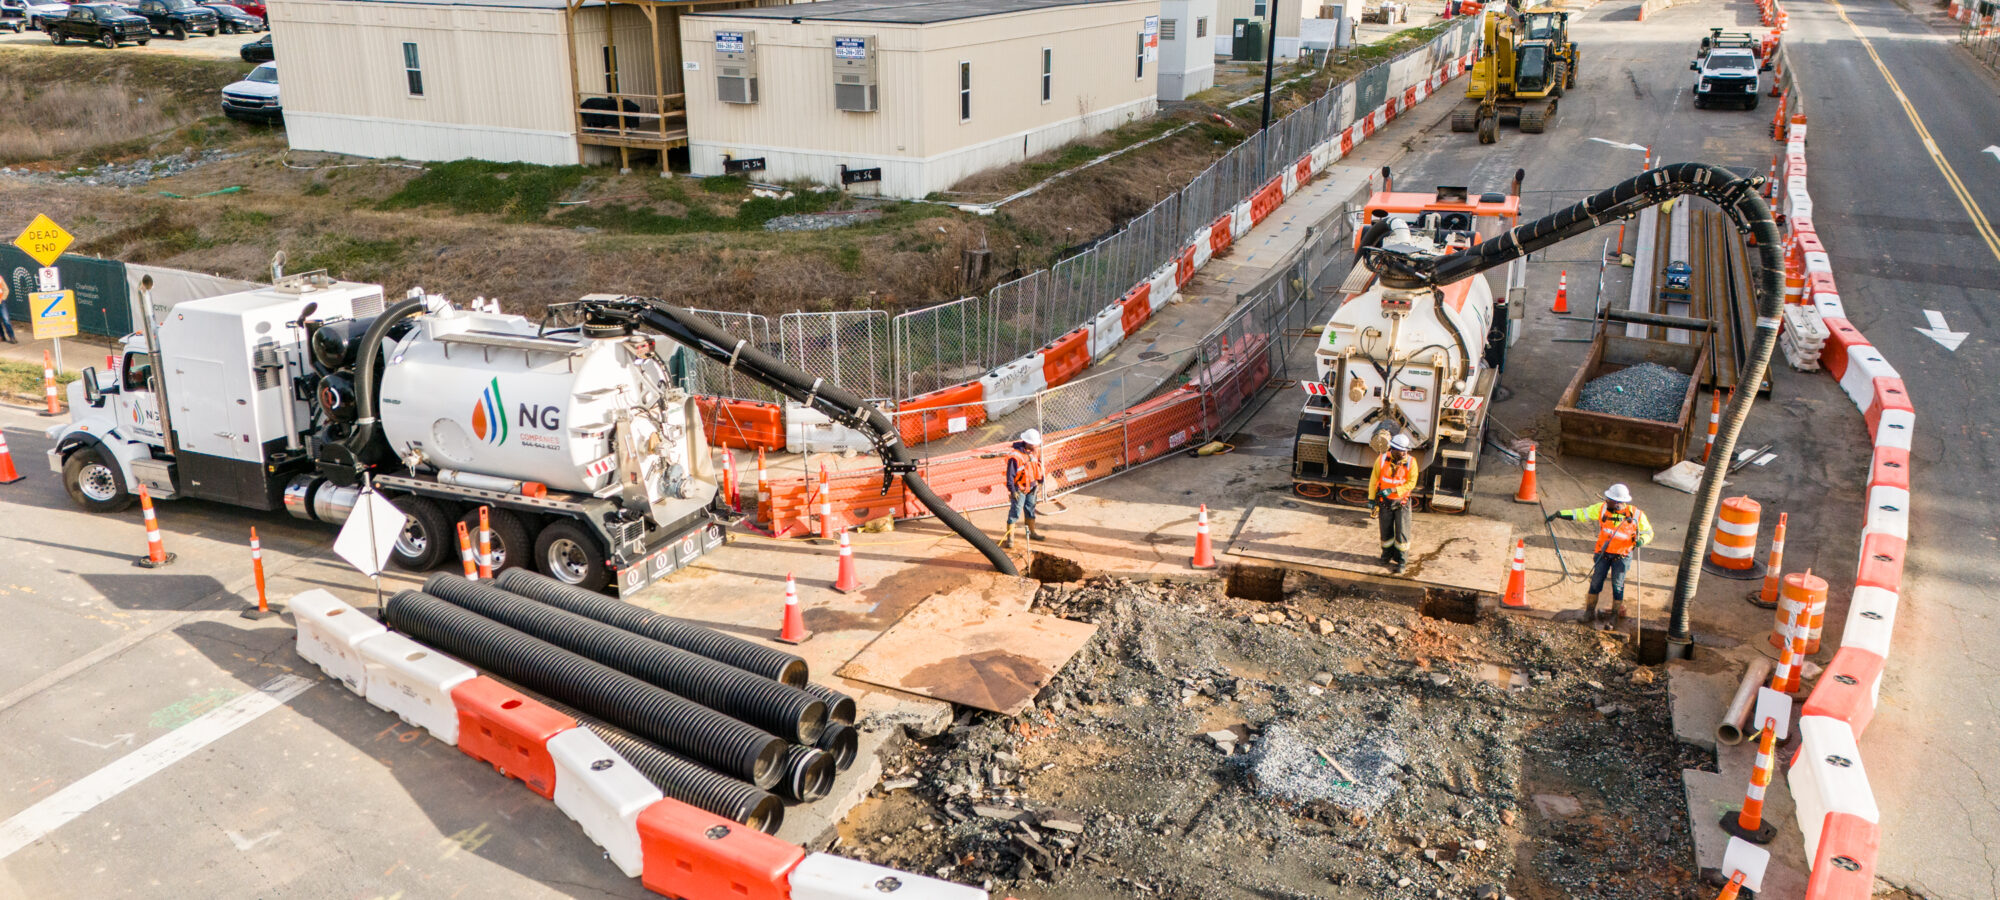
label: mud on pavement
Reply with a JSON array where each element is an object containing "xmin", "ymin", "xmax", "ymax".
[{"xmin": 838, "ymin": 577, "xmax": 1714, "ymax": 899}]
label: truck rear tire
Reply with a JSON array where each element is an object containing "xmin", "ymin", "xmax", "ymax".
[
  {"xmin": 63, "ymin": 447, "xmax": 135, "ymax": 513},
  {"xmin": 535, "ymin": 520, "xmax": 609, "ymax": 593},
  {"xmin": 460, "ymin": 507, "xmax": 530, "ymax": 573},
  {"xmin": 100, "ymin": 29, "xmax": 116, "ymax": 48},
  {"xmin": 170, "ymin": 22, "xmax": 185, "ymax": 39},
  {"xmin": 389, "ymin": 496, "xmax": 453, "ymax": 571}
]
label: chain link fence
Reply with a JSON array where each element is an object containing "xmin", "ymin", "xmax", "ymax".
[
  {"xmin": 682, "ymin": 308, "xmax": 780, "ymax": 403},
  {"xmin": 1966, "ymin": 24, "xmax": 2000, "ymax": 73},
  {"xmin": 777, "ymin": 310, "xmax": 892, "ymax": 400}
]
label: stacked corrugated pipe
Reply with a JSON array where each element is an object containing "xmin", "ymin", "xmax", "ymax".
[{"xmin": 386, "ymin": 571, "xmax": 861, "ymax": 815}]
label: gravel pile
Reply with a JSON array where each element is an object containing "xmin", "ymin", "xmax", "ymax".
[
  {"xmin": 1575, "ymin": 362, "xmax": 1690, "ymax": 422},
  {"xmin": 839, "ymin": 577, "xmax": 1709, "ymax": 899},
  {"xmin": 763, "ymin": 210, "xmax": 882, "ymax": 232},
  {"xmin": 1, "ymin": 149, "xmax": 239, "ymax": 188}
]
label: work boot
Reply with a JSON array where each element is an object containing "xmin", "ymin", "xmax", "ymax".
[
  {"xmin": 1612, "ymin": 599, "xmax": 1631, "ymax": 625},
  {"xmin": 1001, "ymin": 524, "xmax": 1016, "ymax": 549},
  {"xmin": 1583, "ymin": 592, "xmax": 1600, "ymax": 624},
  {"xmin": 1025, "ymin": 521, "xmax": 1044, "ymax": 542}
]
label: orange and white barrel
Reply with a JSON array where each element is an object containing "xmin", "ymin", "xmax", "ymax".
[{"xmin": 1708, "ymin": 496, "xmax": 1762, "ymax": 574}]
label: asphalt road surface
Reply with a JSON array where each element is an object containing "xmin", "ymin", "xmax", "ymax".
[{"xmin": 1785, "ymin": 0, "xmax": 2000, "ymax": 897}]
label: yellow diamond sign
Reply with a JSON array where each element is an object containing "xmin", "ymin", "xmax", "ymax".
[{"xmin": 14, "ymin": 214, "xmax": 74, "ymax": 268}]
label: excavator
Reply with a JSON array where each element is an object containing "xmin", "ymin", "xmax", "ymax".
[{"xmin": 1450, "ymin": 6, "xmax": 1578, "ymax": 142}]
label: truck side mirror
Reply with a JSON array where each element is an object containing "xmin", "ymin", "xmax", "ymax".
[
  {"xmin": 82, "ymin": 367, "xmax": 103, "ymax": 406},
  {"xmin": 1689, "ymin": 61, "xmax": 1699, "ymax": 71}
]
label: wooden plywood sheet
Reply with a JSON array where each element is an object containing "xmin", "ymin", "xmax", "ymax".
[
  {"xmin": 1226, "ymin": 502, "xmax": 1514, "ymax": 595},
  {"xmin": 838, "ymin": 582, "xmax": 1097, "ymax": 716}
]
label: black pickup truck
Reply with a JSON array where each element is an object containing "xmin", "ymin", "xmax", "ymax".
[
  {"xmin": 47, "ymin": 4, "xmax": 151, "ymax": 47},
  {"xmin": 132, "ymin": 0, "xmax": 217, "ymax": 38}
]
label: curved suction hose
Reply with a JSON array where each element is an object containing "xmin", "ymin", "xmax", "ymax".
[
  {"xmin": 1423, "ymin": 163, "xmax": 1784, "ymax": 656},
  {"xmin": 579, "ymin": 297, "xmax": 1019, "ymax": 577},
  {"xmin": 342, "ymin": 297, "xmax": 427, "ymax": 463}
]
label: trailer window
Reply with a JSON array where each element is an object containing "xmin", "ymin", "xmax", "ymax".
[{"xmin": 403, "ymin": 42, "xmax": 424, "ymax": 97}]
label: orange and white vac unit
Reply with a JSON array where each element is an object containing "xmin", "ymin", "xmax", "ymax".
[{"xmin": 1290, "ymin": 181, "xmax": 1524, "ymax": 512}]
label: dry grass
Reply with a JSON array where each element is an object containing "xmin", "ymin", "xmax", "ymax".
[
  {"xmin": 0, "ymin": 47, "xmax": 253, "ymax": 165},
  {"xmin": 0, "ymin": 81, "xmax": 193, "ymax": 163}
]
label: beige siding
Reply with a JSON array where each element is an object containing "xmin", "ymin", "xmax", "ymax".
[
  {"xmin": 1215, "ymin": 0, "xmax": 1302, "ymax": 39},
  {"xmin": 678, "ymin": 19, "xmax": 929, "ymax": 158}
]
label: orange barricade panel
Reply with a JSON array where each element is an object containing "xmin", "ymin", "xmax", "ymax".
[
  {"xmin": 1042, "ymin": 328, "xmax": 1092, "ymax": 389},
  {"xmin": 637, "ymin": 797, "xmax": 804, "ymax": 900},
  {"xmin": 1047, "ymin": 426, "xmax": 1125, "ymax": 490},
  {"xmin": 1800, "ymin": 646, "xmax": 1887, "ymax": 736},
  {"xmin": 1125, "ymin": 389, "xmax": 1207, "ymax": 466},
  {"xmin": 696, "ymin": 397, "xmax": 785, "ymax": 451},
  {"xmin": 1820, "ymin": 317, "xmax": 1867, "ymax": 380},
  {"xmin": 895, "ymin": 383, "xmax": 987, "ymax": 447},
  {"xmin": 451, "ymin": 676, "xmax": 577, "ymax": 799},
  {"xmin": 906, "ymin": 455, "xmax": 1010, "ymax": 516},
  {"xmin": 1120, "ymin": 285, "xmax": 1152, "ymax": 335},
  {"xmin": 1175, "ymin": 247, "xmax": 1196, "ymax": 286},
  {"xmin": 1868, "ymin": 444, "xmax": 1909, "ymax": 492},
  {"xmin": 1802, "ymin": 813, "xmax": 1879, "ymax": 900},
  {"xmin": 1855, "ymin": 533, "xmax": 1905, "ymax": 592},
  {"xmin": 1209, "ymin": 216, "xmax": 1234, "ymax": 255},
  {"xmin": 1863, "ymin": 378, "xmax": 1912, "ymax": 437}
]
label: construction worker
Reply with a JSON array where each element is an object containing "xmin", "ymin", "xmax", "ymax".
[
  {"xmin": 1368, "ymin": 433, "xmax": 1418, "ymax": 574},
  {"xmin": 1002, "ymin": 429, "xmax": 1045, "ymax": 549},
  {"xmin": 1547, "ymin": 483, "xmax": 1654, "ymax": 627}
]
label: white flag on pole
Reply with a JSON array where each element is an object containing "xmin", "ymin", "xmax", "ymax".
[{"xmin": 334, "ymin": 489, "xmax": 407, "ymax": 577}]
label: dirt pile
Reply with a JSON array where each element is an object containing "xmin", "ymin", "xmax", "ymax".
[{"xmin": 837, "ymin": 577, "xmax": 1711, "ymax": 900}]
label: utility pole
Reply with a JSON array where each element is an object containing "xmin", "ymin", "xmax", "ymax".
[{"xmin": 1258, "ymin": 0, "xmax": 1281, "ymax": 180}]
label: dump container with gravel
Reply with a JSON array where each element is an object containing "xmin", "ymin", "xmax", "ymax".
[{"xmin": 1554, "ymin": 332, "xmax": 1708, "ymax": 467}]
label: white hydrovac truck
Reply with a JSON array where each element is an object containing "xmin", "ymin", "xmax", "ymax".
[{"xmin": 46, "ymin": 274, "xmax": 1017, "ymax": 591}]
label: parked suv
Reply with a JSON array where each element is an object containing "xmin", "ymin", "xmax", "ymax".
[
  {"xmin": 23, "ymin": 0, "xmax": 72, "ymax": 30},
  {"xmin": 132, "ymin": 0, "xmax": 216, "ymax": 38},
  {"xmin": 201, "ymin": 1, "xmax": 259, "ymax": 32},
  {"xmin": 1, "ymin": 0, "xmax": 27, "ymax": 33},
  {"xmin": 47, "ymin": 3, "xmax": 149, "ymax": 47},
  {"xmin": 238, "ymin": 31, "xmax": 271, "ymax": 61},
  {"xmin": 1690, "ymin": 29, "xmax": 1767, "ymax": 110},
  {"xmin": 221, "ymin": 61, "xmax": 280, "ymax": 123}
]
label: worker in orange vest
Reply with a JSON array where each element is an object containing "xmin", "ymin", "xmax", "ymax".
[
  {"xmin": 1548, "ymin": 483, "xmax": 1654, "ymax": 628},
  {"xmin": 1001, "ymin": 429, "xmax": 1046, "ymax": 549},
  {"xmin": 1368, "ymin": 433, "xmax": 1418, "ymax": 574}
]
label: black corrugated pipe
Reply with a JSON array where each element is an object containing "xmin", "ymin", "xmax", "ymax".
[
  {"xmin": 776, "ymin": 745, "xmax": 834, "ymax": 803},
  {"xmin": 495, "ymin": 569, "xmax": 808, "ymax": 686},
  {"xmin": 800, "ymin": 682, "xmax": 857, "ymax": 726},
  {"xmin": 570, "ymin": 296, "xmax": 1017, "ymax": 577},
  {"xmin": 341, "ymin": 297, "xmax": 425, "ymax": 462},
  {"xmin": 384, "ymin": 591, "xmax": 785, "ymax": 787},
  {"xmin": 523, "ymin": 688, "xmax": 785, "ymax": 834},
  {"xmin": 425, "ymin": 574, "xmax": 828, "ymax": 744},
  {"xmin": 1420, "ymin": 163, "xmax": 1784, "ymax": 658},
  {"xmin": 815, "ymin": 722, "xmax": 859, "ymax": 773}
]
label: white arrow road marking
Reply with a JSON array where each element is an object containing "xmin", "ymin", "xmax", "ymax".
[
  {"xmin": 1916, "ymin": 308, "xmax": 1969, "ymax": 351},
  {"xmin": 1590, "ymin": 137, "xmax": 1651, "ymax": 152},
  {"xmin": 66, "ymin": 734, "xmax": 135, "ymax": 750},
  {"xmin": 225, "ymin": 829, "xmax": 281, "ymax": 851},
  {"xmin": 0, "ymin": 675, "xmax": 312, "ymax": 860},
  {"xmin": 1985, "ymin": 145, "xmax": 2000, "ymax": 162}
]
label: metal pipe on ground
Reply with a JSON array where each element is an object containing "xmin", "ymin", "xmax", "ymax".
[
  {"xmin": 800, "ymin": 682, "xmax": 857, "ymax": 726},
  {"xmin": 815, "ymin": 722, "xmax": 859, "ymax": 773},
  {"xmin": 425, "ymin": 574, "xmax": 828, "ymax": 744},
  {"xmin": 494, "ymin": 569, "xmax": 808, "ymax": 686},
  {"xmin": 383, "ymin": 591, "xmax": 785, "ymax": 788},
  {"xmin": 777, "ymin": 745, "xmax": 835, "ymax": 803},
  {"xmin": 1716, "ymin": 656, "xmax": 1776, "ymax": 745},
  {"xmin": 524, "ymin": 688, "xmax": 786, "ymax": 834}
]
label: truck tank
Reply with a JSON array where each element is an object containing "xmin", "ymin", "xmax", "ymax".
[{"xmin": 377, "ymin": 307, "xmax": 712, "ymax": 509}]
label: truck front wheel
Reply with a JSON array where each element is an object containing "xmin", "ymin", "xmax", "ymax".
[
  {"xmin": 389, "ymin": 496, "xmax": 452, "ymax": 571},
  {"xmin": 535, "ymin": 521, "xmax": 609, "ymax": 592},
  {"xmin": 63, "ymin": 447, "xmax": 135, "ymax": 513}
]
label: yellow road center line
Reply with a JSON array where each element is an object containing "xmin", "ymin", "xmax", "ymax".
[{"xmin": 1823, "ymin": 0, "xmax": 2000, "ymax": 264}]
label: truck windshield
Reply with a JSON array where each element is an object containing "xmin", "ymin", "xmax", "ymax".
[
  {"xmin": 248, "ymin": 65, "xmax": 276, "ymax": 83},
  {"xmin": 1709, "ymin": 52, "xmax": 1755, "ymax": 69}
]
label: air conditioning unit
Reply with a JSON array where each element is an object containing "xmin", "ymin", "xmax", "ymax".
[
  {"xmin": 831, "ymin": 34, "xmax": 878, "ymax": 113},
  {"xmin": 714, "ymin": 29, "xmax": 759, "ymax": 105}
]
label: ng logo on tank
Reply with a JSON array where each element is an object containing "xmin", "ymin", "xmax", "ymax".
[{"xmin": 469, "ymin": 377, "xmax": 562, "ymax": 448}]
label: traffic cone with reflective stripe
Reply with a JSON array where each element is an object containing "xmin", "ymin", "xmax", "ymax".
[
  {"xmin": 1502, "ymin": 538, "xmax": 1528, "ymax": 608},
  {"xmin": 832, "ymin": 529, "xmax": 861, "ymax": 594},
  {"xmin": 0, "ymin": 430, "xmax": 23, "ymax": 484},
  {"xmin": 242, "ymin": 527, "xmax": 275, "ymax": 619},
  {"xmin": 1716, "ymin": 872, "xmax": 1747, "ymax": 900},
  {"xmin": 41, "ymin": 350, "xmax": 61, "ymax": 417},
  {"xmin": 1513, "ymin": 444, "xmax": 1539, "ymax": 503},
  {"xmin": 477, "ymin": 505, "xmax": 494, "ymax": 579},
  {"xmin": 1191, "ymin": 504, "xmax": 1218, "ymax": 569},
  {"xmin": 776, "ymin": 573, "xmax": 809, "ymax": 644},
  {"xmin": 722, "ymin": 451, "xmax": 742, "ymax": 513},
  {"xmin": 816, "ymin": 464, "xmax": 835, "ymax": 540},
  {"xmin": 1751, "ymin": 512, "xmax": 1785, "ymax": 608},
  {"xmin": 457, "ymin": 521, "xmax": 479, "ymax": 580},
  {"xmin": 1702, "ymin": 391, "xmax": 1722, "ymax": 463},
  {"xmin": 135, "ymin": 484, "xmax": 175, "ymax": 568},
  {"xmin": 1721, "ymin": 717, "xmax": 1780, "ymax": 843},
  {"xmin": 755, "ymin": 449, "xmax": 771, "ymax": 527},
  {"xmin": 1553, "ymin": 271, "xmax": 1569, "ymax": 314},
  {"xmin": 1764, "ymin": 154, "xmax": 1779, "ymax": 199}
]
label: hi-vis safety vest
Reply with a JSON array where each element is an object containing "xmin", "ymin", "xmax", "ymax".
[
  {"xmin": 1373, "ymin": 453, "xmax": 1415, "ymax": 501},
  {"xmin": 1008, "ymin": 448, "xmax": 1045, "ymax": 493},
  {"xmin": 1596, "ymin": 510, "xmax": 1641, "ymax": 556}
]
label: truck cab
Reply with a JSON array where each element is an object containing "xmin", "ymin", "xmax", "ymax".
[
  {"xmin": 133, "ymin": 0, "xmax": 217, "ymax": 38},
  {"xmin": 1692, "ymin": 30, "xmax": 1765, "ymax": 109}
]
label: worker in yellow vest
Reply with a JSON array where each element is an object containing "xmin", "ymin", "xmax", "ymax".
[
  {"xmin": 1001, "ymin": 429, "xmax": 1046, "ymax": 549},
  {"xmin": 1547, "ymin": 483, "xmax": 1654, "ymax": 627},
  {"xmin": 1368, "ymin": 433, "xmax": 1418, "ymax": 574}
]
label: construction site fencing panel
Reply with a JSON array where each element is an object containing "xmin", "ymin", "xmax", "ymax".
[
  {"xmin": 891, "ymin": 295, "xmax": 994, "ymax": 399},
  {"xmin": 777, "ymin": 309, "xmax": 892, "ymax": 400},
  {"xmin": 683, "ymin": 309, "xmax": 780, "ymax": 403},
  {"xmin": 1966, "ymin": 28, "xmax": 2000, "ymax": 74}
]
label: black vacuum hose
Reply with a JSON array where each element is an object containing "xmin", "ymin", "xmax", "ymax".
[
  {"xmin": 341, "ymin": 297, "xmax": 425, "ymax": 462},
  {"xmin": 425, "ymin": 574, "xmax": 827, "ymax": 744},
  {"xmin": 495, "ymin": 569, "xmax": 809, "ymax": 686},
  {"xmin": 384, "ymin": 591, "xmax": 785, "ymax": 787}
]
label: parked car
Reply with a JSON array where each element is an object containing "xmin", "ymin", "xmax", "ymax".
[
  {"xmin": 22, "ymin": 0, "xmax": 70, "ymax": 29},
  {"xmin": 47, "ymin": 3, "xmax": 149, "ymax": 47},
  {"xmin": 200, "ymin": 0, "xmax": 256, "ymax": 31},
  {"xmin": 1, "ymin": 0, "xmax": 28, "ymax": 33},
  {"xmin": 131, "ymin": 0, "xmax": 215, "ymax": 37},
  {"xmin": 1690, "ymin": 46, "xmax": 1761, "ymax": 109},
  {"xmin": 221, "ymin": 60, "xmax": 279, "ymax": 123},
  {"xmin": 238, "ymin": 30, "xmax": 270, "ymax": 62}
]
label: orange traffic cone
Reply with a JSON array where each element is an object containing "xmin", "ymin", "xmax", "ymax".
[
  {"xmin": 1502, "ymin": 538, "xmax": 1527, "ymax": 608},
  {"xmin": 722, "ymin": 451, "xmax": 741, "ymax": 513},
  {"xmin": 0, "ymin": 430, "xmax": 23, "ymax": 484},
  {"xmin": 1716, "ymin": 872, "xmax": 1747, "ymax": 900},
  {"xmin": 816, "ymin": 464, "xmax": 835, "ymax": 541},
  {"xmin": 755, "ymin": 449, "xmax": 771, "ymax": 527},
  {"xmin": 457, "ymin": 521, "xmax": 480, "ymax": 580},
  {"xmin": 243, "ymin": 526, "xmax": 275, "ymax": 619},
  {"xmin": 135, "ymin": 484, "xmax": 175, "ymax": 568},
  {"xmin": 1702, "ymin": 391, "xmax": 1722, "ymax": 463},
  {"xmin": 1553, "ymin": 271, "xmax": 1569, "ymax": 314},
  {"xmin": 1721, "ymin": 716, "xmax": 1780, "ymax": 843},
  {"xmin": 1513, "ymin": 443, "xmax": 1539, "ymax": 503},
  {"xmin": 776, "ymin": 573, "xmax": 809, "ymax": 644},
  {"xmin": 41, "ymin": 350, "xmax": 61, "ymax": 417},
  {"xmin": 832, "ymin": 529, "xmax": 861, "ymax": 593},
  {"xmin": 476, "ymin": 505, "xmax": 494, "ymax": 579},
  {"xmin": 1191, "ymin": 504, "xmax": 1218, "ymax": 569}
]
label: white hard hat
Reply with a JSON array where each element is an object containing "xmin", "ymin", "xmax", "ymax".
[
  {"xmin": 1389, "ymin": 433, "xmax": 1414, "ymax": 451},
  {"xmin": 1019, "ymin": 429, "xmax": 1043, "ymax": 447},
  {"xmin": 1604, "ymin": 483, "xmax": 1633, "ymax": 503}
]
